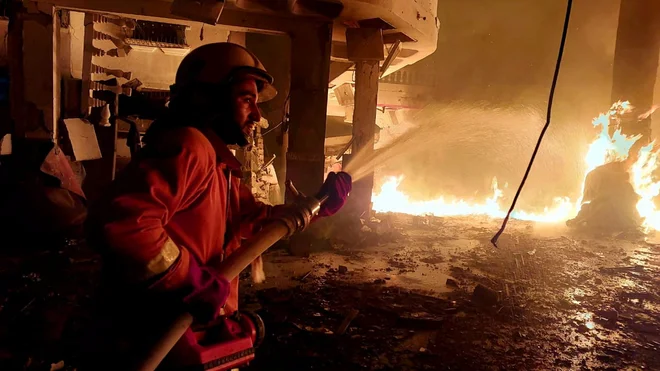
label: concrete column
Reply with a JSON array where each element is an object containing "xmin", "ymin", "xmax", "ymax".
[
  {"xmin": 9, "ymin": 2, "xmax": 60, "ymax": 144},
  {"xmin": 611, "ymin": 0, "xmax": 660, "ymax": 144},
  {"xmin": 7, "ymin": 1, "xmax": 26, "ymax": 144},
  {"xmin": 345, "ymin": 28, "xmax": 384, "ymax": 218},
  {"xmin": 286, "ymin": 22, "xmax": 332, "ymax": 197},
  {"xmin": 349, "ymin": 60, "xmax": 379, "ymax": 217},
  {"xmin": 246, "ymin": 33, "xmax": 291, "ymax": 203}
]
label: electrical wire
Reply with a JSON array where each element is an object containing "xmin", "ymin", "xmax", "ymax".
[
  {"xmin": 260, "ymin": 119, "xmax": 283, "ymax": 137},
  {"xmin": 491, "ymin": 0, "xmax": 573, "ymax": 247},
  {"xmin": 260, "ymin": 91, "xmax": 291, "ymax": 137}
]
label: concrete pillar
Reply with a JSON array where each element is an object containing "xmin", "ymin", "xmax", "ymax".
[
  {"xmin": 611, "ymin": 0, "xmax": 660, "ymax": 144},
  {"xmin": 8, "ymin": 1, "xmax": 60, "ymax": 145},
  {"xmin": 345, "ymin": 28, "xmax": 384, "ymax": 218},
  {"xmin": 348, "ymin": 60, "xmax": 379, "ymax": 217},
  {"xmin": 286, "ymin": 22, "xmax": 332, "ymax": 197},
  {"xmin": 246, "ymin": 33, "xmax": 291, "ymax": 203},
  {"xmin": 7, "ymin": 2, "xmax": 26, "ymax": 144}
]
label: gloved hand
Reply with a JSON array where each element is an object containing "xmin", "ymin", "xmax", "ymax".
[
  {"xmin": 315, "ymin": 171, "xmax": 352, "ymax": 217},
  {"xmin": 181, "ymin": 257, "xmax": 230, "ymax": 323}
]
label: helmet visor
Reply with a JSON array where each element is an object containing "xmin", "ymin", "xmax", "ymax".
[{"xmin": 230, "ymin": 67, "xmax": 277, "ymax": 103}]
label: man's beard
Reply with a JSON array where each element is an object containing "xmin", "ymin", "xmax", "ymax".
[
  {"xmin": 208, "ymin": 114, "xmax": 251, "ymax": 147},
  {"xmin": 166, "ymin": 94, "xmax": 252, "ymax": 147}
]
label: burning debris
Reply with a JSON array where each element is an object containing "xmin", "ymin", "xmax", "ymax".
[
  {"xmin": 569, "ymin": 102, "xmax": 660, "ymax": 234},
  {"xmin": 567, "ymin": 161, "xmax": 642, "ymax": 232},
  {"xmin": 372, "ymin": 101, "xmax": 660, "ymax": 238}
]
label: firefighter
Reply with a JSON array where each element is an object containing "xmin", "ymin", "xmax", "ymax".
[{"xmin": 82, "ymin": 42, "xmax": 351, "ymax": 367}]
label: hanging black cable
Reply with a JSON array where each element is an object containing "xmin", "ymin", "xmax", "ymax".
[
  {"xmin": 491, "ymin": 0, "xmax": 574, "ymax": 247},
  {"xmin": 260, "ymin": 91, "xmax": 291, "ymax": 137}
]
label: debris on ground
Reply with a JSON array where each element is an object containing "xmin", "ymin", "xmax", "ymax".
[
  {"xmin": 1, "ymin": 213, "xmax": 659, "ymax": 371},
  {"xmin": 472, "ymin": 284, "xmax": 499, "ymax": 306},
  {"xmin": 336, "ymin": 309, "xmax": 360, "ymax": 335},
  {"xmin": 241, "ymin": 213, "xmax": 660, "ymax": 370}
]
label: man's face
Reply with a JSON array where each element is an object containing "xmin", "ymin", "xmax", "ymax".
[{"xmin": 230, "ymin": 78, "xmax": 262, "ymax": 139}]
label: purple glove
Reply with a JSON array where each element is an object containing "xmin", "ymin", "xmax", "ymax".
[
  {"xmin": 181, "ymin": 258, "xmax": 230, "ymax": 323},
  {"xmin": 316, "ymin": 172, "xmax": 352, "ymax": 217}
]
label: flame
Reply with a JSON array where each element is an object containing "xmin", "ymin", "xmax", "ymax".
[
  {"xmin": 372, "ymin": 101, "xmax": 660, "ymax": 229},
  {"xmin": 632, "ymin": 142, "xmax": 660, "ymax": 231},
  {"xmin": 583, "ymin": 102, "xmax": 639, "ymax": 175},
  {"xmin": 372, "ymin": 176, "xmax": 505, "ymax": 219},
  {"xmin": 372, "ymin": 175, "xmax": 574, "ymax": 223}
]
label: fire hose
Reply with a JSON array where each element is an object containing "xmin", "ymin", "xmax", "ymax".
[{"xmin": 134, "ymin": 180, "xmax": 328, "ymax": 371}]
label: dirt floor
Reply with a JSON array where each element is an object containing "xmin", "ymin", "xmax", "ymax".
[
  {"xmin": 242, "ymin": 214, "xmax": 660, "ymax": 371},
  {"xmin": 1, "ymin": 213, "xmax": 659, "ymax": 370}
]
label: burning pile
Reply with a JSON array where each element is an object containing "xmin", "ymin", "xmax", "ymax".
[
  {"xmin": 372, "ymin": 101, "xmax": 660, "ymax": 234},
  {"xmin": 567, "ymin": 161, "xmax": 641, "ymax": 231}
]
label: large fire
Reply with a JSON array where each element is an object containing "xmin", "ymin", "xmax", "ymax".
[{"xmin": 372, "ymin": 101, "xmax": 660, "ymax": 230}]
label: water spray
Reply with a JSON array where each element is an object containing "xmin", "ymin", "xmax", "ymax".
[{"xmin": 491, "ymin": 0, "xmax": 574, "ymax": 247}]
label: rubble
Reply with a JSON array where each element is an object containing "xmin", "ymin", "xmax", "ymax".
[
  {"xmin": 1, "ymin": 213, "xmax": 659, "ymax": 370},
  {"xmin": 596, "ymin": 308, "xmax": 619, "ymax": 322},
  {"xmin": 336, "ymin": 309, "xmax": 360, "ymax": 335},
  {"xmin": 239, "ymin": 214, "xmax": 660, "ymax": 370},
  {"xmin": 472, "ymin": 284, "xmax": 499, "ymax": 306}
]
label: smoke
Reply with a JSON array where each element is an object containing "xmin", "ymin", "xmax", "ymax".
[
  {"xmin": 344, "ymin": 0, "xmax": 624, "ymax": 214},
  {"xmin": 430, "ymin": 0, "xmax": 620, "ymax": 106}
]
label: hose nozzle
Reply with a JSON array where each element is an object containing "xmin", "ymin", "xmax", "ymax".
[{"xmin": 279, "ymin": 180, "xmax": 328, "ymax": 237}]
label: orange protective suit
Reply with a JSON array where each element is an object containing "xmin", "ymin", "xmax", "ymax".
[{"xmin": 90, "ymin": 125, "xmax": 282, "ymax": 314}]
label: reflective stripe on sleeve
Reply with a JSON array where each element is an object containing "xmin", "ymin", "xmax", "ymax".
[{"xmin": 143, "ymin": 237, "xmax": 181, "ymax": 280}]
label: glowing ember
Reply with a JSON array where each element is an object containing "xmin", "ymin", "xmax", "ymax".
[{"xmin": 372, "ymin": 101, "xmax": 660, "ymax": 229}]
